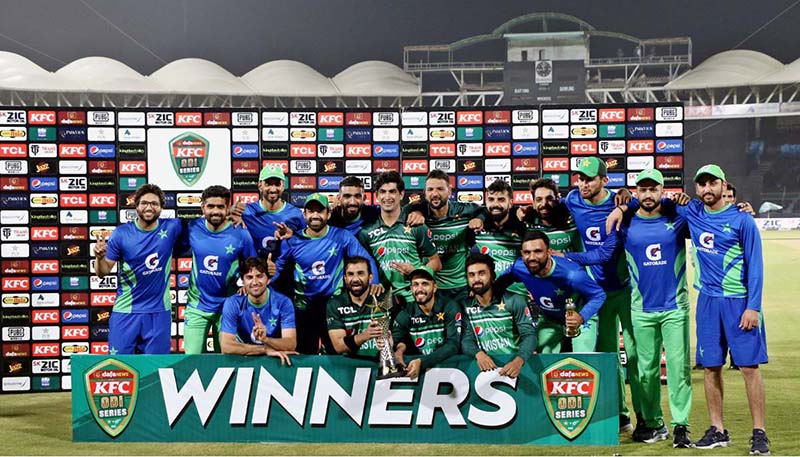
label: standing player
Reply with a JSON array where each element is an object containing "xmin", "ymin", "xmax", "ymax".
[
  {"xmin": 497, "ymin": 231, "xmax": 606, "ymax": 354},
  {"xmin": 610, "ymin": 164, "xmax": 769, "ymax": 454},
  {"xmin": 183, "ymin": 185, "xmax": 257, "ymax": 354},
  {"xmin": 328, "ymin": 176, "xmax": 381, "ymax": 235},
  {"xmin": 415, "ymin": 170, "xmax": 484, "ymax": 303},
  {"xmin": 358, "ymin": 171, "xmax": 441, "ymax": 306},
  {"xmin": 219, "ymin": 257, "xmax": 297, "ymax": 364},
  {"xmin": 566, "ymin": 156, "xmax": 644, "ymax": 432},
  {"xmin": 270, "ymin": 193, "xmax": 382, "ymax": 355},
  {"xmin": 391, "ymin": 267, "xmax": 460, "ymax": 379},
  {"xmin": 565, "ymin": 169, "xmax": 693, "ymax": 447},
  {"xmin": 93, "ymin": 184, "xmax": 184, "ymax": 355},
  {"xmin": 237, "ymin": 164, "xmax": 305, "ymax": 257},
  {"xmin": 326, "ymin": 256, "xmax": 385, "ymax": 359},
  {"xmin": 470, "ymin": 179, "xmax": 528, "ymax": 298},
  {"xmin": 461, "ymin": 253, "xmax": 536, "ymax": 378},
  {"xmin": 522, "ymin": 178, "xmax": 583, "ymax": 253}
]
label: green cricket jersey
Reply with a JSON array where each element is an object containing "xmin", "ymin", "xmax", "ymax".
[
  {"xmin": 460, "ymin": 292, "xmax": 536, "ymax": 359},
  {"xmin": 471, "ymin": 212, "xmax": 529, "ymax": 297},
  {"xmin": 424, "ymin": 201, "xmax": 484, "ymax": 291},
  {"xmin": 392, "ymin": 295, "xmax": 460, "ymax": 369},
  {"xmin": 325, "ymin": 291, "xmax": 389, "ymax": 359}
]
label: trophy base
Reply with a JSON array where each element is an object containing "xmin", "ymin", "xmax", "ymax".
[{"xmin": 376, "ymin": 368, "xmax": 407, "ymax": 380}]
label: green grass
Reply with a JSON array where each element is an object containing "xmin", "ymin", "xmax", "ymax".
[{"xmin": 2, "ymin": 232, "xmax": 799, "ymax": 455}]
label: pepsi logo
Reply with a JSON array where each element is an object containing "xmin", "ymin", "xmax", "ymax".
[
  {"xmin": 475, "ymin": 326, "xmax": 484, "ymax": 337},
  {"xmin": 415, "ymin": 337, "xmax": 425, "ymax": 348}
]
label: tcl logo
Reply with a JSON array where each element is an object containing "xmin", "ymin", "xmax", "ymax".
[
  {"xmin": 2, "ymin": 278, "xmax": 29, "ymax": 291},
  {"xmin": 599, "ymin": 109, "xmax": 625, "ymax": 122},
  {"xmin": 542, "ymin": 158, "xmax": 570, "ymax": 171},
  {"xmin": 28, "ymin": 111, "xmax": 56, "ymax": 125},
  {"xmin": 31, "ymin": 227, "xmax": 58, "ymax": 240},
  {"xmin": 571, "ymin": 141, "xmax": 598, "ymax": 155},
  {"xmin": 290, "ymin": 144, "xmax": 316, "ymax": 157},
  {"xmin": 32, "ymin": 310, "xmax": 59, "ymax": 324},
  {"xmin": 62, "ymin": 326, "xmax": 89, "ymax": 340},
  {"xmin": 0, "ymin": 144, "xmax": 27, "ymax": 157},
  {"xmin": 119, "ymin": 161, "xmax": 146, "ymax": 174},
  {"xmin": 457, "ymin": 111, "xmax": 483, "ymax": 125},
  {"xmin": 346, "ymin": 144, "xmax": 371, "ymax": 158},
  {"xmin": 627, "ymin": 140, "xmax": 655, "ymax": 153},
  {"xmin": 60, "ymin": 194, "xmax": 88, "ymax": 207},
  {"xmin": 89, "ymin": 194, "xmax": 117, "ymax": 207},
  {"xmin": 232, "ymin": 193, "xmax": 258, "ymax": 203},
  {"xmin": 31, "ymin": 260, "xmax": 59, "ymax": 274},
  {"xmin": 90, "ymin": 342, "xmax": 108, "ymax": 354},
  {"xmin": 58, "ymin": 144, "xmax": 87, "ymax": 158},
  {"xmin": 485, "ymin": 143, "xmax": 511, "ymax": 156},
  {"xmin": 429, "ymin": 144, "xmax": 455, "ymax": 157},
  {"xmin": 317, "ymin": 112, "xmax": 344, "ymax": 126},
  {"xmin": 176, "ymin": 112, "xmax": 202, "ymax": 126},
  {"xmin": 32, "ymin": 343, "xmax": 60, "ymax": 357},
  {"xmin": 513, "ymin": 191, "xmax": 533, "ymax": 204},
  {"xmin": 402, "ymin": 160, "xmax": 429, "ymax": 173},
  {"xmin": 91, "ymin": 293, "xmax": 116, "ymax": 306}
]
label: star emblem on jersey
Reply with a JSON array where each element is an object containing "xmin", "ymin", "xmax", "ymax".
[
  {"xmin": 722, "ymin": 223, "xmax": 733, "ymax": 233},
  {"xmin": 225, "ymin": 243, "xmax": 235, "ymax": 254},
  {"xmin": 554, "ymin": 288, "xmax": 565, "ymax": 296},
  {"xmin": 158, "ymin": 229, "xmax": 168, "ymax": 239},
  {"xmin": 698, "ymin": 346, "xmax": 704, "ymax": 357},
  {"xmin": 436, "ymin": 312, "xmax": 444, "ymax": 321},
  {"xmin": 268, "ymin": 317, "xmax": 277, "ymax": 327},
  {"xmin": 496, "ymin": 301, "xmax": 506, "ymax": 311},
  {"xmin": 665, "ymin": 222, "xmax": 675, "ymax": 231},
  {"xmin": 328, "ymin": 246, "xmax": 338, "ymax": 257},
  {"xmin": 403, "ymin": 225, "xmax": 412, "ymax": 234}
]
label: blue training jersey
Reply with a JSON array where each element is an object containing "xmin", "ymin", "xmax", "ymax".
[
  {"xmin": 567, "ymin": 211, "xmax": 690, "ymax": 313},
  {"xmin": 220, "ymin": 289, "xmax": 295, "ymax": 344},
  {"xmin": 274, "ymin": 225, "xmax": 380, "ymax": 308},
  {"xmin": 563, "ymin": 188, "xmax": 630, "ymax": 291},
  {"xmin": 504, "ymin": 256, "xmax": 606, "ymax": 323},
  {"xmin": 242, "ymin": 200, "xmax": 305, "ymax": 257},
  {"xmin": 679, "ymin": 200, "xmax": 764, "ymax": 311},
  {"xmin": 329, "ymin": 204, "xmax": 381, "ymax": 236},
  {"xmin": 186, "ymin": 219, "xmax": 257, "ymax": 314},
  {"xmin": 105, "ymin": 218, "xmax": 184, "ymax": 314}
]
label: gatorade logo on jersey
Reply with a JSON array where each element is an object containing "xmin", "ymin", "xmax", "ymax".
[
  {"xmin": 144, "ymin": 253, "xmax": 160, "ymax": 274},
  {"xmin": 203, "ymin": 255, "xmax": 219, "ymax": 271},
  {"xmin": 474, "ymin": 325, "xmax": 484, "ymax": 337},
  {"xmin": 415, "ymin": 337, "xmax": 425, "ymax": 348},
  {"xmin": 540, "ymin": 296, "xmax": 555, "ymax": 309},
  {"xmin": 645, "ymin": 244, "xmax": 662, "ymax": 261},
  {"xmin": 585, "ymin": 226, "xmax": 602, "ymax": 243},
  {"xmin": 311, "ymin": 260, "xmax": 326, "ymax": 276},
  {"xmin": 261, "ymin": 236, "xmax": 275, "ymax": 249},
  {"xmin": 699, "ymin": 232, "xmax": 715, "ymax": 249}
]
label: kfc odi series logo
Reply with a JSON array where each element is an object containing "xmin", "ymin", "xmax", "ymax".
[
  {"xmin": 541, "ymin": 357, "xmax": 599, "ymax": 440},
  {"xmin": 170, "ymin": 132, "xmax": 209, "ymax": 186},
  {"xmin": 84, "ymin": 359, "xmax": 139, "ymax": 437}
]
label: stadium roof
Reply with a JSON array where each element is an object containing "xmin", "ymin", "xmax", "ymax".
[
  {"xmin": 665, "ymin": 50, "xmax": 787, "ymax": 90},
  {"xmin": 0, "ymin": 52, "xmax": 420, "ymax": 97}
]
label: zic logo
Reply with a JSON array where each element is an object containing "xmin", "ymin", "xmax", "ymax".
[
  {"xmin": 203, "ymin": 255, "xmax": 218, "ymax": 271},
  {"xmin": 699, "ymin": 232, "xmax": 714, "ymax": 249},
  {"xmin": 311, "ymin": 260, "xmax": 326, "ymax": 276},
  {"xmin": 645, "ymin": 243, "xmax": 662, "ymax": 261},
  {"xmin": 145, "ymin": 253, "xmax": 160, "ymax": 270},
  {"xmin": 540, "ymin": 296, "xmax": 554, "ymax": 309},
  {"xmin": 585, "ymin": 227, "xmax": 602, "ymax": 242}
]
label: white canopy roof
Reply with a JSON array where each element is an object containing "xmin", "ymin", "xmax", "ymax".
[{"xmin": 666, "ymin": 50, "xmax": 785, "ymax": 90}]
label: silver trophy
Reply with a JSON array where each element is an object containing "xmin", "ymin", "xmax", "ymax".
[{"xmin": 368, "ymin": 288, "xmax": 406, "ymax": 380}]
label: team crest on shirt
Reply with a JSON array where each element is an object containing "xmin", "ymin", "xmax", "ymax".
[
  {"xmin": 541, "ymin": 357, "xmax": 600, "ymax": 440},
  {"xmin": 169, "ymin": 132, "xmax": 209, "ymax": 186}
]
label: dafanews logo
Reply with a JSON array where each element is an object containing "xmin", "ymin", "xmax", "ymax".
[
  {"xmin": 541, "ymin": 357, "xmax": 599, "ymax": 440},
  {"xmin": 85, "ymin": 358, "xmax": 138, "ymax": 437},
  {"xmin": 169, "ymin": 133, "xmax": 208, "ymax": 186}
]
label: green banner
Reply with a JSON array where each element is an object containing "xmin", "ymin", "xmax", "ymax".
[{"xmin": 72, "ymin": 354, "xmax": 618, "ymax": 444}]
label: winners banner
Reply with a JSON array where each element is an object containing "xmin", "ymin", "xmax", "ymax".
[{"xmin": 71, "ymin": 353, "xmax": 618, "ymax": 445}]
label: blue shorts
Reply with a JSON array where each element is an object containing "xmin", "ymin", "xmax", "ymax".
[
  {"xmin": 695, "ymin": 293, "xmax": 768, "ymax": 367},
  {"xmin": 109, "ymin": 311, "xmax": 172, "ymax": 354}
]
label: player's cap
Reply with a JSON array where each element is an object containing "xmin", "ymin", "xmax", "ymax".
[
  {"xmin": 409, "ymin": 266, "xmax": 436, "ymax": 282},
  {"xmin": 694, "ymin": 164, "xmax": 726, "ymax": 183},
  {"xmin": 259, "ymin": 164, "xmax": 286, "ymax": 182},
  {"xmin": 573, "ymin": 156, "xmax": 607, "ymax": 178},
  {"xmin": 635, "ymin": 168, "xmax": 664, "ymax": 186},
  {"xmin": 304, "ymin": 192, "xmax": 329, "ymax": 209}
]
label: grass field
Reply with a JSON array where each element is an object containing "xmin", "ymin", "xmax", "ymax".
[{"xmin": 2, "ymin": 232, "xmax": 799, "ymax": 456}]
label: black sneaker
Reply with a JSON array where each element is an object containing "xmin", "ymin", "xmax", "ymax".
[
  {"xmin": 619, "ymin": 414, "xmax": 633, "ymax": 433},
  {"xmin": 673, "ymin": 425, "xmax": 691, "ymax": 448},
  {"xmin": 749, "ymin": 429, "xmax": 770, "ymax": 455},
  {"xmin": 632, "ymin": 413, "xmax": 646, "ymax": 437},
  {"xmin": 633, "ymin": 425, "xmax": 669, "ymax": 443},
  {"xmin": 694, "ymin": 426, "xmax": 730, "ymax": 449}
]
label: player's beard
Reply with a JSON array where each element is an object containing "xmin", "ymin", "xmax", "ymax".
[
  {"xmin": 469, "ymin": 281, "xmax": 492, "ymax": 297},
  {"xmin": 261, "ymin": 188, "xmax": 281, "ymax": 205},
  {"xmin": 702, "ymin": 190, "xmax": 721, "ymax": 206},
  {"xmin": 526, "ymin": 258, "xmax": 546, "ymax": 275},
  {"xmin": 488, "ymin": 206, "xmax": 509, "ymax": 223},
  {"xmin": 306, "ymin": 216, "xmax": 326, "ymax": 232},
  {"xmin": 206, "ymin": 212, "xmax": 226, "ymax": 229},
  {"xmin": 536, "ymin": 201, "xmax": 555, "ymax": 222},
  {"xmin": 413, "ymin": 289, "xmax": 433, "ymax": 306},
  {"xmin": 427, "ymin": 195, "xmax": 447, "ymax": 211},
  {"xmin": 347, "ymin": 279, "xmax": 367, "ymax": 297},
  {"xmin": 640, "ymin": 198, "xmax": 660, "ymax": 212},
  {"xmin": 343, "ymin": 203, "xmax": 361, "ymax": 220},
  {"xmin": 137, "ymin": 207, "xmax": 160, "ymax": 224},
  {"xmin": 580, "ymin": 185, "xmax": 601, "ymax": 201}
]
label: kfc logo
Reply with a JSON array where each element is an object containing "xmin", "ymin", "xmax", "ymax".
[
  {"xmin": 456, "ymin": 111, "xmax": 483, "ymax": 125},
  {"xmin": 598, "ymin": 109, "xmax": 625, "ymax": 122},
  {"xmin": 176, "ymin": 112, "xmax": 202, "ymax": 126},
  {"xmin": 31, "ymin": 260, "xmax": 59, "ymax": 274},
  {"xmin": 28, "ymin": 111, "xmax": 56, "ymax": 125},
  {"xmin": 402, "ymin": 160, "xmax": 429, "ymax": 173},
  {"xmin": 317, "ymin": 112, "xmax": 344, "ymax": 126},
  {"xmin": 346, "ymin": 144, "xmax": 371, "ymax": 158},
  {"xmin": 90, "ymin": 194, "xmax": 116, "ymax": 207},
  {"xmin": 627, "ymin": 140, "xmax": 655, "ymax": 154},
  {"xmin": 119, "ymin": 161, "xmax": 146, "ymax": 174},
  {"xmin": 542, "ymin": 158, "xmax": 569, "ymax": 171},
  {"xmin": 485, "ymin": 143, "xmax": 511, "ymax": 156},
  {"xmin": 59, "ymin": 144, "xmax": 87, "ymax": 158},
  {"xmin": 31, "ymin": 227, "xmax": 58, "ymax": 241}
]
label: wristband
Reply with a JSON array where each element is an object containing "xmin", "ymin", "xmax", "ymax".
[{"xmin": 344, "ymin": 334, "xmax": 359, "ymax": 354}]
